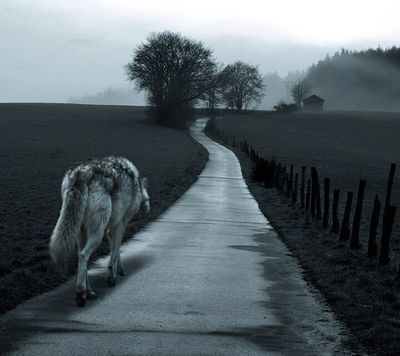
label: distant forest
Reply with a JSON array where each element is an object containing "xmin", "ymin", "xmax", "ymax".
[
  {"xmin": 68, "ymin": 47, "xmax": 400, "ymax": 112},
  {"xmin": 68, "ymin": 87, "xmax": 145, "ymax": 106},
  {"xmin": 305, "ymin": 47, "xmax": 400, "ymax": 111}
]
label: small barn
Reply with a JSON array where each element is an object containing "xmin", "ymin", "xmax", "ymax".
[{"xmin": 302, "ymin": 94, "xmax": 325, "ymax": 111}]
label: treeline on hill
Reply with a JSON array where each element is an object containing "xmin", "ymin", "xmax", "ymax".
[{"xmin": 306, "ymin": 47, "xmax": 400, "ymax": 111}]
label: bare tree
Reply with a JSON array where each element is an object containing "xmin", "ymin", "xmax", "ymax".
[
  {"xmin": 201, "ymin": 64, "xmax": 231, "ymax": 112},
  {"xmin": 291, "ymin": 79, "xmax": 312, "ymax": 107},
  {"xmin": 125, "ymin": 31, "xmax": 215, "ymax": 127},
  {"xmin": 220, "ymin": 61, "xmax": 264, "ymax": 112}
]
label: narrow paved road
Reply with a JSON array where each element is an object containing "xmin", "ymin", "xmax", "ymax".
[{"xmin": 1, "ymin": 119, "xmax": 351, "ymax": 355}]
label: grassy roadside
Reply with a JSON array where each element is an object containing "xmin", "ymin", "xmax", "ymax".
[
  {"xmin": 206, "ymin": 118, "xmax": 400, "ymax": 355},
  {"xmin": 0, "ymin": 104, "xmax": 208, "ymax": 314}
]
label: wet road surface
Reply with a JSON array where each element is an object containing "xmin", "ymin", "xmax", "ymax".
[{"xmin": 1, "ymin": 118, "xmax": 351, "ymax": 355}]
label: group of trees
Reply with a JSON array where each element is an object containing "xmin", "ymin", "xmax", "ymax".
[{"xmin": 125, "ymin": 31, "xmax": 264, "ymax": 127}]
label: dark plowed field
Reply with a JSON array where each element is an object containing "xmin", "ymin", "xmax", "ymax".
[
  {"xmin": 0, "ymin": 103, "xmax": 207, "ymax": 314},
  {"xmin": 214, "ymin": 111, "xmax": 400, "ymax": 249}
]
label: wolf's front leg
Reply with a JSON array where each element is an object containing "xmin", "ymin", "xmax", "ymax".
[
  {"xmin": 86, "ymin": 274, "xmax": 97, "ymax": 300},
  {"xmin": 78, "ymin": 230, "xmax": 97, "ymax": 300},
  {"xmin": 107, "ymin": 222, "xmax": 125, "ymax": 287},
  {"xmin": 117, "ymin": 252, "xmax": 125, "ymax": 276}
]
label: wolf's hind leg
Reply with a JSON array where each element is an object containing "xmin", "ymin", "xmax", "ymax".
[
  {"xmin": 117, "ymin": 253, "xmax": 125, "ymax": 276},
  {"xmin": 107, "ymin": 221, "xmax": 125, "ymax": 287},
  {"xmin": 79, "ymin": 229, "xmax": 97, "ymax": 300},
  {"xmin": 108, "ymin": 227, "xmax": 125, "ymax": 275},
  {"xmin": 76, "ymin": 230, "xmax": 104, "ymax": 306},
  {"xmin": 76, "ymin": 194, "xmax": 111, "ymax": 306}
]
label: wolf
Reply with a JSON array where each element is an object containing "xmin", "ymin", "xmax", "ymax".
[{"xmin": 49, "ymin": 156, "xmax": 150, "ymax": 307}]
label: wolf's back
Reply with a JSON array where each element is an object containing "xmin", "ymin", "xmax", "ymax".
[{"xmin": 49, "ymin": 175, "xmax": 88, "ymax": 273}]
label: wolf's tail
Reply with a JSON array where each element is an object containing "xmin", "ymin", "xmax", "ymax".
[{"xmin": 49, "ymin": 176, "xmax": 88, "ymax": 273}]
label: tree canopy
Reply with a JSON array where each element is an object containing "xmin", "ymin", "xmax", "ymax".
[
  {"xmin": 125, "ymin": 31, "xmax": 215, "ymax": 127},
  {"xmin": 220, "ymin": 61, "xmax": 264, "ymax": 111}
]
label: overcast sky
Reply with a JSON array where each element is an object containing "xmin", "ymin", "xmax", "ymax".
[{"xmin": 1, "ymin": 0, "xmax": 399, "ymax": 103}]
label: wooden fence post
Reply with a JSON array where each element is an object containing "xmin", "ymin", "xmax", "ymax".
[
  {"xmin": 271, "ymin": 159, "xmax": 277, "ymax": 188},
  {"xmin": 288, "ymin": 165, "xmax": 293, "ymax": 198},
  {"xmin": 301, "ymin": 166, "xmax": 306, "ymax": 208},
  {"xmin": 276, "ymin": 163, "xmax": 282, "ymax": 191},
  {"xmin": 368, "ymin": 196, "xmax": 381, "ymax": 259},
  {"xmin": 322, "ymin": 178, "xmax": 330, "ymax": 228},
  {"xmin": 292, "ymin": 173, "xmax": 298, "ymax": 205},
  {"xmin": 283, "ymin": 166, "xmax": 287, "ymax": 195},
  {"xmin": 275, "ymin": 164, "xmax": 279, "ymax": 191},
  {"xmin": 383, "ymin": 163, "xmax": 396, "ymax": 214},
  {"xmin": 380, "ymin": 163, "xmax": 396, "ymax": 260},
  {"xmin": 285, "ymin": 172, "xmax": 290, "ymax": 196},
  {"xmin": 272, "ymin": 160, "xmax": 277, "ymax": 187},
  {"xmin": 331, "ymin": 189, "xmax": 340, "ymax": 233},
  {"xmin": 339, "ymin": 192, "xmax": 353, "ymax": 241},
  {"xmin": 379, "ymin": 205, "xmax": 397, "ymax": 265},
  {"xmin": 350, "ymin": 179, "xmax": 366, "ymax": 249},
  {"xmin": 311, "ymin": 168, "xmax": 316, "ymax": 217},
  {"xmin": 311, "ymin": 167, "xmax": 321, "ymax": 220},
  {"xmin": 316, "ymin": 176, "xmax": 322, "ymax": 220}
]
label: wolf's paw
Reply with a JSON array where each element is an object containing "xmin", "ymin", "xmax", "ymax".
[
  {"xmin": 75, "ymin": 291, "xmax": 86, "ymax": 307},
  {"xmin": 117, "ymin": 267, "xmax": 126, "ymax": 276},
  {"xmin": 87, "ymin": 290, "xmax": 98, "ymax": 300},
  {"xmin": 107, "ymin": 275, "xmax": 116, "ymax": 288}
]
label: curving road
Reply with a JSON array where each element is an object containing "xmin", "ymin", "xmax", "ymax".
[{"xmin": 1, "ymin": 118, "xmax": 351, "ymax": 355}]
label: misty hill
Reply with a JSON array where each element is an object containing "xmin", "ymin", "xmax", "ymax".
[
  {"xmin": 67, "ymin": 47, "xmax": 400, "ymax": 112},
  {"xmin": 306, "ymin": 47, "xmax": 400, "ymax": 111},
  {"xmin": 68, "ymin": 87, "xmax": 145, "ymax": 106}
]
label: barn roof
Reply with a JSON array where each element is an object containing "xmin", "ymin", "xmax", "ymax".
[{"xmin": 303, "ymin": 94, "xmax": 325, "ymax": 103}]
